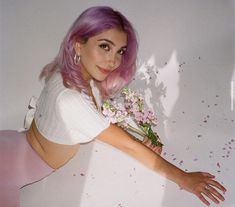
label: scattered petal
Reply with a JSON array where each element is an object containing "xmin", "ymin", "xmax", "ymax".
[{"xmin": 179, "ymin": 160, "xmax": 184, "ymax": 165}]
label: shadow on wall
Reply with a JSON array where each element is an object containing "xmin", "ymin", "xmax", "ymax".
[
  {"xmin": 132, "ymin": 51, "xmax": 180, "ymax": 141},
  {"xmin": 130, "ymin": 1, "xmax": 235, "ymax": 206}
]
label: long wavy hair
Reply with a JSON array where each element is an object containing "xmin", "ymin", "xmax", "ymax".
[{"xmin": 40, "ymin": 6, "xmax": 138, "ymax": 98}]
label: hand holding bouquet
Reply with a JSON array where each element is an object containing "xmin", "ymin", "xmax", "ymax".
[{"xmin": 102, "ymin": 87, "xmax": 163, "ymax": 151}]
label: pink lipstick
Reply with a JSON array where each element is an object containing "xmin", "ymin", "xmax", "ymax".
[{"xmin": 98, "ymin": 66, "xmax": 110, "ymax": 74}]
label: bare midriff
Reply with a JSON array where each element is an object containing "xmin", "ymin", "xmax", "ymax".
[{"xmin": 26, "ymin": 120, "xmax": 80, "ymax": 169}]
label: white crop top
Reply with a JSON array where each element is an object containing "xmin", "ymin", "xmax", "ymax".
[{"xmin": 24, "ymin": 70, "xmax": 110, "ymax": 145}]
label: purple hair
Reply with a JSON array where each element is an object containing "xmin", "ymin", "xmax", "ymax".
[{"xmin": 40, "ymin": 6, "xmax": 138, "ymax": 98}]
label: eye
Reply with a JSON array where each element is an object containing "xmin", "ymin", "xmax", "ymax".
[
  {"xmin": 99, "ymin": 43, "xmax": 110, "ymax": 51},
  {"xmin": 118, "ymin": 48, "xmax": 126, "ymax": 56}
]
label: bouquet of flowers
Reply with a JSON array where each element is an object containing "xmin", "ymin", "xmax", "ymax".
[{"xmin": 102, "ymin": 87, "xmax": 163, "ymax": 147}]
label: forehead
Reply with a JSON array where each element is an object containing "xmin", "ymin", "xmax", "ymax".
[{"xmin": 88, "ymin": 28, "xmax": 127, "ymax": 46}]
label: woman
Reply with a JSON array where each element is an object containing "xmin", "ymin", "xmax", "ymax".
[{"xmin": 0, "ymin": 6, "xmax": 226, "ymax": 207}]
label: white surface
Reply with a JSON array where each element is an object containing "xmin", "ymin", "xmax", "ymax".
[{"xmin": 1, "ymin": 0, "xmax": 235, "ymax": 207}]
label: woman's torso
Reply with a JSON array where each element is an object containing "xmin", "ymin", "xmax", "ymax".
[
  {"xmin": 25, "ymin": 69, "xmax": 109, "ymax": 169},
  {"xmin": 26, "ymin": 120, "xmax": 80, "ymax": 169}
]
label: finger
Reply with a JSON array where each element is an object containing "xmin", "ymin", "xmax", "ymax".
[
  {"xmin": 202, "ymin": 172, "xmax": 215, "ymax": 178},
  {"xmin": 142, "ymin": 137, "xmax": 147, "ymax": 142},
  {"xmin": 142, "ymin": 140, "xmax": 147, "ymax": 144},
  {"xmin": 197, "ymin": 192, "xmax": 210, "ymax": 206},
  {"xmin": 151, "ymin": 144, "xmax": 159, "ymax": 150},
  {"xmin": 152, "ymin": 146, "xmax": 158, "ymax": 151},
  {"xmin": 155, "ymin": 147, "xmax": 162, "ymax": 154},
  {"xmin": 145, "ymin": 140, "xmax": 152, "ymax": 147},
  {"xmin": 208, "ymin": 180, "xmax": 227, "ymax": 193},
  {"xmin": 142, "ymin": 138, "xmax": 149, "ymax": 145},
  {"xmin": 151, "ymin": 144, "xmax": 157, "ymax": 149},
  {"xmin": 207, "ymin": 185, "xmax": 225, "ymax": 202},
  {"xmin": 153, "ymin": 146, "xmax": 159, "ymax": 153},
  {"xmin": 202, "ymin": 188, "xmax": 220, "ymax": 205}
]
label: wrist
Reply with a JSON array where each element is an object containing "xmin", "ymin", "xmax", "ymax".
[
  {"xmin": 159, "ymin": 161, "xmax": 186, "ymax": 186},
  {"xmin": 174, "ymin": 170, "xmax": 188, "ymax": 188}
]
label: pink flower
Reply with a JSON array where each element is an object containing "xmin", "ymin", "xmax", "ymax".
[{"xmin": 102, "ymin": 87, "xmax": 162, "ymax": 147}]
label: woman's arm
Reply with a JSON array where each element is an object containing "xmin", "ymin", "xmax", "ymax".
[{"xmin": 96, "ymin": 124, "xmax": 226, "ymax": 206}]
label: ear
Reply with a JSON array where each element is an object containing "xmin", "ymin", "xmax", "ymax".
[{"xmin": 74, "ymin": 42, "xmax": 81, "ymax": 55}]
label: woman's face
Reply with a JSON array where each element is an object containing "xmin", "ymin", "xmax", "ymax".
[{"xmin": 74, "ymin": 28, "xmax": 127, "ymax": 82}]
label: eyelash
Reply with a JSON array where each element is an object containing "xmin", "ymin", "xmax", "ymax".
[
  {"xmin": 99, "ymin": 43, "xmax": 126, "ymax": 56},
  {"xmin": 99, "ymin": 43, "xmax": 110, "ymax": 51}
]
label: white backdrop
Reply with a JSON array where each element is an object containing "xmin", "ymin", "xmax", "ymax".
[{"xmin": 1, "ymin": 0, "xmax": 235, "ymax": 207}]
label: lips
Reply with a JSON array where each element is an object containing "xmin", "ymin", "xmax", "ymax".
[{"xmin": 97, "ymin": 66, "xmax": 111, "ymax": 74}]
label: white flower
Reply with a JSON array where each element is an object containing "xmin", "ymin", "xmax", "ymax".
[{"xmin": 102, "ymin": 87, "xmax": 162, "ymax": 146}]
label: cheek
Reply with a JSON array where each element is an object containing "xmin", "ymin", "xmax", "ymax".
[
  {"xmin": 115, "ymin": 56, "xmax": 122, "ymax": 68},
  {"xmin": 93, "ymin": 50, "xmax": 106, "ymax": 63},
  {"xmin": 82, "ymin": 50, "xmax": 97, "ymax": 66}
]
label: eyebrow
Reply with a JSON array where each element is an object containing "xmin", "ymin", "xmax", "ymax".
[{"xmin": 97, "ymin": 38, "xmax": 127, "ymax": 49}]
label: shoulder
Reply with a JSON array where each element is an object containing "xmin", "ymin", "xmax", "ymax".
[
  {"xmin": 45, "ymin": 70, "xmax": 65, "ymax": 90},
  {"xmin": 41, "ymin": 69, "xmax": 73, "ymax": 102},
  {"xmin": 56, "ymin": 88, "xmax": 97, "ymax": 117}
]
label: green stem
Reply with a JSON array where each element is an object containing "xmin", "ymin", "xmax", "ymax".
[
  {"xmin": 127, "ymin": 124, "xmax": 146, "ymax": 137},
  {"xmin": 127, "ymin": 123, "xmax": 163, "ymax": 147}
]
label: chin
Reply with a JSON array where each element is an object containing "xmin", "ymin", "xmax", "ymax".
[{"xmin": 93, "ymin": 75, "xmax": 109, "ymax": 82}]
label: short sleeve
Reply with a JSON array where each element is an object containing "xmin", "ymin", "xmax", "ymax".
[{"xmin": 56, "ymin": 89, "xmax": 110, "ymax": 144}]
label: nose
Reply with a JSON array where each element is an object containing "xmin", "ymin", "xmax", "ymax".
[
  {"xmin": 108, "ymin": 61, "xmax": 115, "ymax": 70},
  {"xmin": 107, "ymin": 53, "xmax": 118, "ymax": 70}
]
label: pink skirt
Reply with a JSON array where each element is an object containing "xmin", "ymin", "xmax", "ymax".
[{"xmin": 0, "ymin": 130, "xmax": 54, "ymax": 207}]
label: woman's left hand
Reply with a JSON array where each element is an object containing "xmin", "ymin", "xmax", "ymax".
[
  {"xmin": 179, "ymin": 171, "xmax": 226, "ymax": 206},
  {"xmin": 142, "ymin": 137, "xmax": 162, "ymax": 155}
]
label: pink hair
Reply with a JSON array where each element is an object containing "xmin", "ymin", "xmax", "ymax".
[{"xmin": 40, "ymin": 6, "xmax": 138, "ymax": 98}]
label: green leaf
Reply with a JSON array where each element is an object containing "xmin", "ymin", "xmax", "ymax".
[{"xmin": 140, "ymin": 123, "xmax": 163, "ymax": 147}]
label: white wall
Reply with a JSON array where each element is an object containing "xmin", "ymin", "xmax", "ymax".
[{"xmin": 1, "ymin": 0, "xmax": 235, "ymax": 206}]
